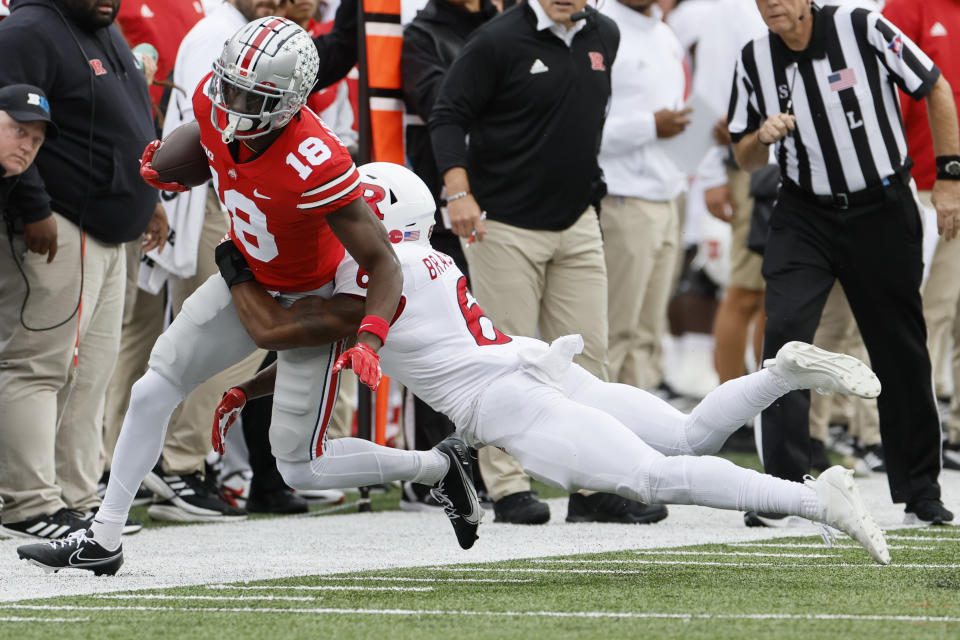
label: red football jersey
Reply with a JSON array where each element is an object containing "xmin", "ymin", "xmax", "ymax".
[{"xmin": 193, "ymin": 74, "xmax": 360, "ymax": 291}]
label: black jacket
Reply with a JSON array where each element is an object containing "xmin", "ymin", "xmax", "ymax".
[
  {"xmin": 429, "ymin": 3, "xmax": 619, "ymax": 231},
  {"xmin": 1, "ymin": 165, "xmax": 51, "ymax": 228},
  {"xmin": 0, "ymin": 0, "xmax": 158, "ymax": 244},
  {"xmin": 403, "ymin": 0, "xmax": 497, "ymax": 215},
  {"xmin": 314, "ymin": 0, "xmax": 361, "ymax": 90}
]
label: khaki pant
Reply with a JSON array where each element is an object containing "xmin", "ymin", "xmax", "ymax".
[
  {"xmin": 808, "ymin": 283, "xmax": 879, "ymax": 446},
  {"xmin": 0, "ymin": 213, "xmax": 125, "ymax": 522},
  {"xmin": 101, "ymin": 240, "xmax": 165, "ymax": 471},
  {"xmin": 160, "ymin": 190, "xmax": 266, "ymax": 474},
  {"xmin": 728, "ymin": 167, "xmax": 765, "ymax": 291},
  {"xmin": 600, "ymin": 195, "xmax": 680, "ymax": 389},
  {"xmin": 463, "ymin": 209, "xmax": 608, "ymax": 500},
  {"xmin": 919, "ymin": 190, "xmax": 960, "ymax": 443}
]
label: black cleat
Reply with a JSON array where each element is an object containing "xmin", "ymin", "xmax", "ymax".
[
  {"xmin": 430, "ymin": 437, "xmax": 483, "ymax": 550},
  {"xmin": 17, "ymin": 529, "xmax": 123, "ymax": 576},
  {"xmin": 905, "ymin": 499, "xmax": 954, "ymax": 525},
  {"xmin": 567, "ymin": 492, "xmax": 668, "ymax": 524}
]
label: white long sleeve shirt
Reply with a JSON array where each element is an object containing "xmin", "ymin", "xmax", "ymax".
[{"xmin": 598, "ymin": 2, "xmax": 687, "ymax": 201}]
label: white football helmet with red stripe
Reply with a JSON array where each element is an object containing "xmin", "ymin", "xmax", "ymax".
[
  {"xmin": 209, "ymin": 17, "xmax": 319, "ymax": 142},
  {"xmin": 359, "ymin": 162, "xmax": 436, "ymax": 246}
]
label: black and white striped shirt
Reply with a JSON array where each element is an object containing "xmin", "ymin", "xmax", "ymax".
[{"xmin": 727, "ymin": 3, "xmax": 940, "ymax": 196}]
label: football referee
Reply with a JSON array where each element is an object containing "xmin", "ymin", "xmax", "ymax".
[{"xmin": 729, "ymin": 0, "xmax": 960, "ymax": 524}]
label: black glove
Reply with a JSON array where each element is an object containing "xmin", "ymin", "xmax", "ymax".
[{"xmin": 215, "ymin": 239, "xmax": 255, "ymax": 288}]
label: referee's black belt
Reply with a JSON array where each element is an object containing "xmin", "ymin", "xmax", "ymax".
[{"xmin": 782, "ymin": 172, "xmax": 906, "ymax": 211}]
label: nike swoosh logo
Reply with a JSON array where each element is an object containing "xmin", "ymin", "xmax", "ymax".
[
  {"xmin": 69, "ymin": 547, "xmax": 121, "ymax": 566},
  {"xmin": 253, "ymin": 188, "xmax": 271, "ymax": 199},
  {"xmin": 451, "ymin": 445, "xmax": 481, "ymax": 524}
]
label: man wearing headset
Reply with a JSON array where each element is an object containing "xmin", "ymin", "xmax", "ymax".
[{"xmin": 0, "ymin": 0, "xmax": 167, "ymax": 540}]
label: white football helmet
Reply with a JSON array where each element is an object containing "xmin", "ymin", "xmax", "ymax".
[
  {"xmin": 209, "ymin": 17, "xmax": 319, "ymax": 142},
  {"xmin": 359, "ymin": 162, "xmax": 436, "ymax": 245}
]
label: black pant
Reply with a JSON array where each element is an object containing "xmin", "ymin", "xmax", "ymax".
[
  {"xmin": 759, "ymin": 182, "xmax": 941, "ymax": 504},
  {"xmin": 240, "ymin": 351, "xmax": 289, "ymax": 496}
]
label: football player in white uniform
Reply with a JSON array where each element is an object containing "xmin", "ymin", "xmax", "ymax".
[{"xmin": 207, "ymin": 162, "xmax": 891, "ymax": 565}]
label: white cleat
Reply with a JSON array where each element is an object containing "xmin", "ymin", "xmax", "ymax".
[
  {"xmin": 806, "ymin": 465, "xmax": 890, "ymax": 565},
  {"xmin": 765, "ymin": 341, "xmax": 881, "ymax": 398}
]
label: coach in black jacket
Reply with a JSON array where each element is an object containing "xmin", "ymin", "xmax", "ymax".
[{"xmin": 430, "ymin": 1, "xmax": 667, "ymax": 526}]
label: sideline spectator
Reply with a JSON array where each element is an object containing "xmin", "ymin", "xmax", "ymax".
[
  {"xmin": 598, "ymin": 0, "xmax": 688, "ymax": 391},
  {"xmin": 0, "ymin": 0, "xmax": 167, "ymax": 539}
]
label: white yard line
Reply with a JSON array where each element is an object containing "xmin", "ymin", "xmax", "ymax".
[
  {"xmin": 632, "ymin": 550, "xmax": 840, "ymax": 558},
  {"xmin": 96, "ymin": 594, "xmax": 320, "ymax": 602},
  {"xmin": 206, "ymin": 584, "xmax": 432, "ymax": 592},
  {"xmin": 1, "ymin": 474, "xmax": 956, "ymax": 602},
  {"xmin": 4, "ymin": 603, "xmax": 960, "ymax": 624},
  {"xmin": 428, "ymin": 562, "xmax": 960, "ymax": 571},
  {"xmin": 0, "ymin": 616, "xmax": 89, "ymax": 623},
  {"xmin": 729, "ymin": 543, "xmax": 932, "ymax": 550},
  {"xmin": 305, "ymin": 577, "xmax": 534, "ymax": 583},
  {"xmin": 887, "ymin": 535, "xmax": 960, "ymax": 542}
]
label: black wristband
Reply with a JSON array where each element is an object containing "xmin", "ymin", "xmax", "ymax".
[
  {"xmin": 215, "ymin": 240, "xmax": 255, "ymax": 288},
  {"xmin": 936, "ymin": 155, "xmax": 960, "ymax": 181}
]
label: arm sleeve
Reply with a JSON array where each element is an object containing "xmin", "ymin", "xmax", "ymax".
[
  {"xmin": 313, "ymin": 0, "xmax": 359, "ymax": 89},
  {"xmin": 401, "ymin": 25, "xmax": 447, "ymax": 122},
  {"xmin": 428, "ymin": 31, "xmax": 499, "ymax": 175},
  {"xmin": 7, "ymin": 166, "xmax": 52, "ymax": 223},
  {"xmin": 726, "ymin": 51, "xmax": 762, "ymax": 143},
  {"xmin": 297, "ymin": 133, "xmax": 363, "ymax": 215},
  {"xmin": 601, "ymin": 110, "xmax": 657, "ymax": 156},
  {"xmin": 865, "ymin": 10, "xmax": 939, "ymax": 100}
]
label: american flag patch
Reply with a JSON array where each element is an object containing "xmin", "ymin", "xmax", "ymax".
[
  {"xmin": 828, "ymin": 68, "xmax": 857, "ymax": 92},
  {"xmin": 403, "ymin": 230, "xmax": 420, "ymax": 241}
]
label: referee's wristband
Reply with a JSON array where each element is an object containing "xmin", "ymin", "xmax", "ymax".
[
  {"xmin": 358, "ymin": 315, "xmax": 389, "ymax": 343},
  {"xmin": 936, "ymin": 155, "xmax": 960, "ymax": 180}
]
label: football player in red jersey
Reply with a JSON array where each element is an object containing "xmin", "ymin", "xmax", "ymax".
[{"xmin": 14, "ymin": 18, "xmax": 403, "ymax": 576}]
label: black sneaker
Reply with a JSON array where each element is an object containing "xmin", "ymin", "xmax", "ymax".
[
  {"xmin": 904, "ymin": 499, "xmax": 955, "ymax": 525},
  {"xmin": 430, "ymin": 436, "xmax": 483, "ymax": 549},
  {"xmin": 943, "ymin": 442, "xmax": 960, "ymax": 472},
  {"xmin": 493, "ymin": 491, "xmax": 550, "ymax": 525},
  {"xmin": 17, "ymin": 529, "xmax": 123, "ymax": 576},
  {"xmin": 143, "ymin": 465, "xmax": 247, "ymax": 522},
  {"xmin": 0, "ymin": 508, "xmax": 88, "ymax": 540},
  {"xmin": 566, "ymin": 493, "xmax": 668, "ymax": 524},
  {"xmin": 245, "ymin": 489, "xmax": 309, "ymax": 514}
]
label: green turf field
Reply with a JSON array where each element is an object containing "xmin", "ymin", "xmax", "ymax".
[{"xmin": 4, "ymin": 526, "xmax": 958, "ymax": 640}]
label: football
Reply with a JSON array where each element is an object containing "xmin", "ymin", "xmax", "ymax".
[{"xmin": 152, "ymin": 121, "xmax": 211, "ymax": 188}]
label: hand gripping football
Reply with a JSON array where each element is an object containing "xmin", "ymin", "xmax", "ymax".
[{"xmin": 150, "ymin": 121, "xmax": 211, "ymax": 188}]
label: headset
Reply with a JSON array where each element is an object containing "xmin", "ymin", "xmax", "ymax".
[{"xmin": 5, "ymin": 1, "xmax": 95, "ymax": 332}]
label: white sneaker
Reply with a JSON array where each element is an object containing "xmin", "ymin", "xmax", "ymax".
[
  {"xmin": 765, "ymin": 342, "xmax": 881, "ymax": 398},
  {"xmin": 806, "ymin": 465, "xmax": 889, "ymax": 564}
]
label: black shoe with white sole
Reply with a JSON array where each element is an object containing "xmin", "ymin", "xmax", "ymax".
[
  {"xmin": 430, "ymin": 437, "xmax": 483, "ymax": 550},
  {"xmin": 17, "ymin": 529, "xmax": 123, "ymax": 576},
  {"xmin": 0, "ymin": 508, "xmax": 88, "ymax": 540},
  {"xmin": 567, "ymin": 493, "xmax": 668, "ymax": 524},
  {"xmin": 143, "ymin": 465, "xmax": 247, "ymax": 522}
]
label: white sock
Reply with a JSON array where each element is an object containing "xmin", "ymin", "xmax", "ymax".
[
  {"xmin": 412, "ymin": 449, "xmax": 448, "ymax": 486},
  {"xmin": 93, "ymin": 369, "xmax": 184, "ymax": 551}
]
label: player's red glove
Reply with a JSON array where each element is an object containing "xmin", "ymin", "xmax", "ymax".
[
  {"xmin": 140, "ymin": 140, "xmax": 189, "ymax": 192},
  {"xmin": 333, "ymin": 343, "xmax": 382, "ymax": 390},
  {"xmin": 212, "ymin": 387, "xmax": 247, "ymax": 455}
]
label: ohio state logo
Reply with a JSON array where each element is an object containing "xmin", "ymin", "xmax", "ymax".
[{"xmin": 588, "ymin": 51, "xmax": 605, "ymax": 71}]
